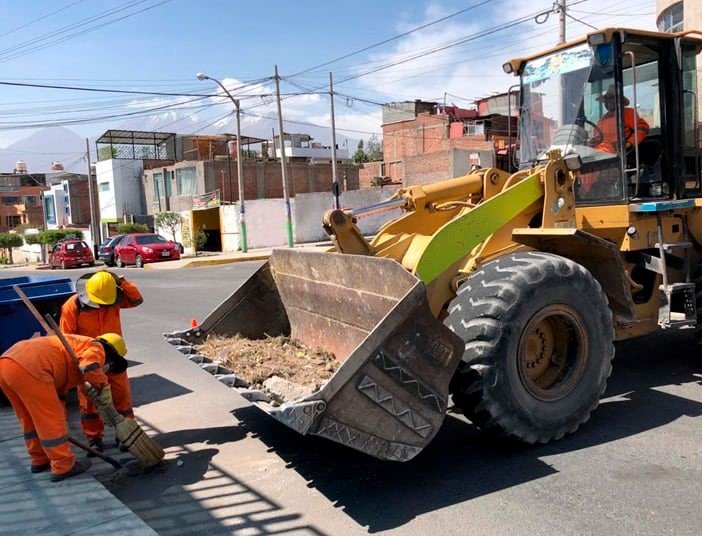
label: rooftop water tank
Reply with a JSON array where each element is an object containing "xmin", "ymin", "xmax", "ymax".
[
  {"xmin": 51, "ymin": 161, "xmax": 64, "ymax": 171},
  {"xmin": 14, "ymin": 160, "xmax": 27, "ymax": 174}
]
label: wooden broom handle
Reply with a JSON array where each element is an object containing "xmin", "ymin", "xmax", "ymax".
[
  {"xmin": 11, "ymin": 285, "xmax": 82, "ymax": 369},
  {"xmin": 12, "ymin": 285, "xmax": 53, "ymax": 334},
  {"xmin": 43, "ymin": 313, "xmax": 82, "ymax": 369}
]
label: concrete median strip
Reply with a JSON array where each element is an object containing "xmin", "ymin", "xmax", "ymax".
[{"xmin": 144, "ymin": 253, "xmax": 271, "ymax": 270}]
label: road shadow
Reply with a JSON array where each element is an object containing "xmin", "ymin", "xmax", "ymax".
[
  {"xmin": 154, "ymin": 425, "xmax": 247, "ymax": 449},
  {"xmin": 130, "ymin": 373, "xmax": 192, "ymax": 407},
  {"xmin": 231, "ymin": 330, "xmax": 702, "ymax": 533},
  {"xmin": 105, "ymin": 417, "xmax": 326, "ymax": 536}
]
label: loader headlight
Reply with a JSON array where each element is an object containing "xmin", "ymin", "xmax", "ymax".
[
  {"xmin": 563, "ymin": 153, "xmax": 582, "ymax": 171},
  {"xmin": 502, "ymin": 62, "xmax": 513, "ymax": 74},
  {"xmin": 587, "ymin": 32, "xmax": 606, "ymax": 45}
]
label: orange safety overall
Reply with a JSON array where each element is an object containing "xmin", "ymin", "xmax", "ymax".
[
  {"xmin": 581, "ymin": 108, "xmax": 651, "ymax": 195},
  {"xmin": 60, "ymin": 279, "xmax": 142, "ymax": 440},
  {"xmin": 0, "ymin": 335, "xmax": 107, "ymax": 476},
  {"xmin": 595, "ymin": 107, "xmax": 649, "ymax": 154}
]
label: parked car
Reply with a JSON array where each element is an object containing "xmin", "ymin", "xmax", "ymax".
[
  {"xmin": 97, "ymin": 234, "xmax": 125, "ymax": 266},
  {"xmin": 114, "ymin": 233, "xmax": 181, "ymax": 268},
  {"xmin": 49, "ymin": 239, "xmax": 95, "ymax": 269}
]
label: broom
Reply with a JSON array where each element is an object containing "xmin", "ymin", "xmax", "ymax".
[
  {"xmin": 12, "ymin": 285, "xmax": 164, "ymax": 468},
  {"xmin": 44, "ymin": 314, "xmax": 164, "ymax": 468}
]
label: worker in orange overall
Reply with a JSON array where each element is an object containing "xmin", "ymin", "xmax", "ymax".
[
  {"xmin": 581, "ymin": 84, "xmax": 650, "ymax": 197},
  {"xmin": 60, "ymin": 270, "xmax": 143, "ymax": 453},
  {"xmin": 0, "ymin": 333, "xmax": 127, "ymax": 482}
]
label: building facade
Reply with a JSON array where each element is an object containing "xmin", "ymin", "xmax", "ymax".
[
  {"xmin": 359, "ymin": 96, "xmax": 521, "ymax": 188},
  {"xmin": 657, "ymin": 0, "xmax": 702, "ymax": 119},
  {"xmin": 0, "ymin": 172, "xmax": 44, "ymax": 232},
  {"xmin": 142, "ymin": 158, "xmax": 360, "ymax": 215},
  {"xmin": 42, "ymin": 173, "xmax": 93, "ymax": 230}
]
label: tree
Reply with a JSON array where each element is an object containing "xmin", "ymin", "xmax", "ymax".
[
  {"xmin": 98, "ymin": 146, "xmax": 119, "ymax": 160},
  {"xmin": 194, "ymin": 227, "xmax": 207, "ymax": 256},
  {"xmin": 366, "ymin": 134, "xmax": 383, "ymax": 161},
  {"xmin": 353, "ymin": 140, "xmax": 369, "ymax": 164},
  {"xmin": 154, "ymin": 211, "xmax": 182, "ymax": 242},
  {"xmin": 0, "ymin": 232, "xmax": 24, "ymax": 264},
  {"xmin": 116, "ymin": 222, "xmax": 149, "ymax": 234},
  {"xmin": 40, "ymin": 228, "xmax": 83, "ymax": 246}
]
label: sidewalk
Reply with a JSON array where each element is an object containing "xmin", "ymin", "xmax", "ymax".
[
  {"xmin": 0, "ymin": 406, "xmax": 157, "ymax": 536},
  {"xmin": 144, "ymin": 243, "xmax": 334, "ymax": 270}
]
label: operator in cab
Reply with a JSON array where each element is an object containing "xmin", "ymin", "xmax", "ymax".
[
  {"xmin": 580, "ymin": 84, "xmax": 650, "ymax": 198},
  {"xmin": 594, "ymin": 84, "xmax": 649, "ymax": 154}
]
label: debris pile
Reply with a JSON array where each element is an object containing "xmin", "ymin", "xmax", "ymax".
[{"xmin": 198, "ymin": 335, "xmax": 338, "ymax": 403}]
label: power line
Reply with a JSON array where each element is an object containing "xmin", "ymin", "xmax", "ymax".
[
  {"xmin": 0, "ymin": 0, "xmax": 149, "ymax": 58},
  {"xmin": 0, "ymin": 79, "xmax": 271, "ymax": 98},
  {"xmin": 0, "ymin": 0, "xmax": 174, "ymax": 64},
  {"xmin": 288, "ymin": 0, "xmax": 493, "ymax": 78},
  {"xmin": 0, "ymin": 0, "xmax": 86, "ymax": 38}
]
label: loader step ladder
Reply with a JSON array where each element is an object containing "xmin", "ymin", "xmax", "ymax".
[{"xmin": 631, "ymin": 202, "xmax": 697, "ymax": 329}]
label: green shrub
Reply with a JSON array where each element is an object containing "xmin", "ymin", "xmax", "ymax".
[
  {"xmin": 116, "ymin": 222, "xmax": 149, "ymax": 234},
  {"xmin": 40, "ymin": 228, "xmax": 83, "ymax": 246}
]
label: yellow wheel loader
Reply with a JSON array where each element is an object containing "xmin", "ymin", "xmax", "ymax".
[{"xmin": 168, "ymin": 28, "xmax": 702, "ymax": 461}]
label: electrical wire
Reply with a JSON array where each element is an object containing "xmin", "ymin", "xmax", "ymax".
[
  {"xmin": 288, "ymin": 0, "xmax": 493, "ymax": 78},
  {"xmin": 0, "ymin": 0, "xmax": 86, "ymax": 39},
  {"xmin": 0, "ymin": 1, "xmax": 174, "ymax": 64}
]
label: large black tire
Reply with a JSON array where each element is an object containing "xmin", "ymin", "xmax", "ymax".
[
  {"xmin": 694, "ymin": 260, "xmax": 702, "ymax": 346},
  {"xmin": 447, "ymin": 251, "xmax": 614, "ymax": 443}
]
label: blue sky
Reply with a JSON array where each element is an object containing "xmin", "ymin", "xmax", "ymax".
[{"xmin": 0, "ymin": 0, "xmax": 656, "ymax": 150}]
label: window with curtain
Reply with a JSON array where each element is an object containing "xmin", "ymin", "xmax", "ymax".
[{"xmin": 176, "ymin": 167, "xmax": 197, "ymax": 195}]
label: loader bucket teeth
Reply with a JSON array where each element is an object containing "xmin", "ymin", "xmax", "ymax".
[{"xmin": 167, "ymin": 249, "xmax": 464, "ymax": 461}]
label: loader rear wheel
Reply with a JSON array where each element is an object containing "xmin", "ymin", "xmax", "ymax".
[
  {"xmin": 694, "ymin": 260, "xmax": 702, "ymax": 346},
  {"xmin": 447, "ymin": 251, "xmax": 614, "ymax": 443}
]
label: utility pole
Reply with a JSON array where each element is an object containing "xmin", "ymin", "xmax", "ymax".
[
  {"xmin": 196, "ymin": 73, "xmax": 247, "ymax": 252},
  {"xmin": 85, "ymin": 138, "xmax": 99, "ymax": 252},
  {"xmin": 329, "ymin": 72, "xmax": 340, "ymax": 209},
  {"xmin": 558, "ymin": 0, "xmax": 566, "ymax": 44},
  {"xmin": 274, "ymin": 65, "xmax": 294, "ymax": 247},
  {"xmin": 234, "ymin": 101, "xmax": 247, "ymax": 252}
]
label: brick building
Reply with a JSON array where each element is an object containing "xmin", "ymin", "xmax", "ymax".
[
  {"xmin": 359, "ymin": 95, "xmax": 520, "ymax": 188},
  {"xmin": 0, "ymin": 166, "xmax": 46, "ymax": 232},
  {"xmin": 142, "ymin": 132, "xmax": 359, "ymax": 214}
]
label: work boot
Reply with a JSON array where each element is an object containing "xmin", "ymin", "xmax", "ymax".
[
  {"xmin": 50, "ymin": 459, "xmax": 91, "ymax": 482},
  {"xmin": 30, "ymin": 463, "xmax": 50, "ymax": 474},
  {"xmin": 87, "ymin": 438, "xmax": 104, "ymax": 457}
]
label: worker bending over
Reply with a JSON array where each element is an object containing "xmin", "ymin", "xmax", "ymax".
[
  {"xmin": 0, "ymin": 333, "xmax": 127, "ymax": 482},
  {"xmin": 60, "ymin": 270, "xmax": 142, "ymax": 453}
]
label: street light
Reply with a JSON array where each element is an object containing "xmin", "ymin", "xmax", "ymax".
[{"xmin": 196, "ymin": 73, "xmax": 248, "ymax": 252}]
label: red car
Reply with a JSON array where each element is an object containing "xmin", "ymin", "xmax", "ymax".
[
  {"xmin": 114, "ymin": 233, "xmax": 181, "ymax": 268},
  {"xmin": 49, "ymin": 239, "xmax": 95, "ymax": 269}
]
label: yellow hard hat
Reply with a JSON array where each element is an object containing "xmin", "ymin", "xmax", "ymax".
[
  {"xmin": 97, "ymin": 333, "xmax": 127, "ymax": 357},
  {"xmin": 85, "ymin": 272, "xmax": 117, "ymax": 305}
]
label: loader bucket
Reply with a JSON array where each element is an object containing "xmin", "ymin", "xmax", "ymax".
[{"xmin": 168, "ymin": 249, "xmax": 464, "ymax": 461}]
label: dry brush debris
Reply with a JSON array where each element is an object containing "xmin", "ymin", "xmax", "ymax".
[{"xmin": 198, "ymin": 335, "xmax": 338, "ymax": 403}]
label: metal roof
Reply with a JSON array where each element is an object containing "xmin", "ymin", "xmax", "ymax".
[{"xmin": 96, "ymin": 129, "xmax": 176, "ymax": 145}]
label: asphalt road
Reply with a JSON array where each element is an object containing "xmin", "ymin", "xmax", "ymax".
[{"xmin": 3, "ymin": 264, "xmax": 702, "ymax": 535}]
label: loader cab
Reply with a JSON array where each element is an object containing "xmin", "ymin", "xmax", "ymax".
[{"xmin": 511, "ymin": 28, "xmax": 702, "ymax": 205}]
